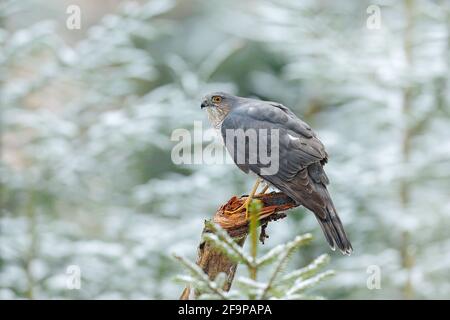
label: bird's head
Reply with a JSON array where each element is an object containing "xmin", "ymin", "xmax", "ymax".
[
  {"xmin": 201, "ymin": 92, "xmax": 240, "ymax": 128},
  {"xmin": 200, "ymin": 92, "xmax": 240, "ymax": 110}
]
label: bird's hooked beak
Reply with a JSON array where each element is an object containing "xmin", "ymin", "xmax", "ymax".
[{"xmin": 200, "ymin": 99, "xmax": 208, "ymax": 109}]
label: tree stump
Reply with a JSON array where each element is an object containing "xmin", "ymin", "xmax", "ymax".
[{"xmin": 180, "ymin": 192, "xmax": 298, "ymax": 300}]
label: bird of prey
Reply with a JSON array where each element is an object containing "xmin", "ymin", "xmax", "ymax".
[{"xmin": 201, "ymin": 92, "xmax": 352, "ymax": 255}]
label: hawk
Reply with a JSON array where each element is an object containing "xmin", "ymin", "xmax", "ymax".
[{"xmin": 201, "ymin": 92, "xmax": 353, "ymax": 255}]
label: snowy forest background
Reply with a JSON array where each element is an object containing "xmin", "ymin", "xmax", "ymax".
[{"xmin": 1, "ymin": 0, "xmax": 449, "ymax": 299}]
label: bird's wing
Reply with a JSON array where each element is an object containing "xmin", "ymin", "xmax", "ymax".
[{"xmin": 220, "ymin": 101, "xmax": 328, "ymax": 181}]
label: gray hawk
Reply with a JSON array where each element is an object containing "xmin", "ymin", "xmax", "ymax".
[{"xmin": 201, "ymin": 92, "xmax": 352, "ymax": 255}]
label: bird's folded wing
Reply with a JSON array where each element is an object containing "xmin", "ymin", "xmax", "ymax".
[{"xmin": 221, "ymin": 102, "xmax": 328, "ymax": 181}]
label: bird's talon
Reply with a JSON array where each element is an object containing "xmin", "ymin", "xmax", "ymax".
[{"xmin": 224, "ymin": 209, "xmax": 238, "ymax": 215}]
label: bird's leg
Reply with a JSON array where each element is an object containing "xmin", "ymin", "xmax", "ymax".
[
  {"xmin": 258, "ymin": 184, "xmax": 270, "ymax": 196},
  {"xmin": 243, "ymin": 178, "xmax": 262, "ymax": 220},
  {"xmin": 224, "ymin": 178, "xmax": 262, "ymax": 216}
]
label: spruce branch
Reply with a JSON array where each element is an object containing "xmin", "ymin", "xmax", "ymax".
[
  {"xmin": 284, "ymin": 270, "xmax": 335, "ymax": 299},
  {"xmin": 256, "ymin": 233, "xmax": 313, "ymax": 268},
  {"xmin": 203, "ymin": 221, "xmax": 251, "ymax": 265},
  {"xmin": 280, "ymin": 254, "xmax": 330, "ymax": 286},
  {"xmin": 173, "ymin": 254, "xmax": 228, "ymax": 299},
  {"xmin": 202, "ymin": 233, "xmax": 246, "ymax": 264},
  {"xmin": 259, "ymin": 234, "xmax": 314, "ymax": 299},
  {"xmin": 248, "ymin": 200, "xmax": 262, "ymax": 282}
]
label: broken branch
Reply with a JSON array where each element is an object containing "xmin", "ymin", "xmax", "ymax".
[{"xmin": 180, "ymin": 192, "xmax": 298, "ymax": 300}]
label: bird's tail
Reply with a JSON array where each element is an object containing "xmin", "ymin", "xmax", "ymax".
[
  {"xmin": 270, "ymin": 164, "xmax": 353, "ymax": 255},
  {"xmin": 315, "ymin": 194, "xmax": 353, "ymax": 255}
]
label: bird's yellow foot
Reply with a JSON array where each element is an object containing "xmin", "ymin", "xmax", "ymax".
[
  {"xmin": 224, "ymin": 198, "xmax": 250, "ymax": 216},
  {"xmin": 224, "ymin": 178, "xmax": 262, "ymax": 218},
  {"xmin": 258, "ymin": 184, "xmax": 269, "ymax": 196}
]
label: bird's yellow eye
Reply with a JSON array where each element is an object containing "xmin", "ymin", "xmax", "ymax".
[{"xmin": 212, "ymin": 96, "xmax": 222, "ymax": 103}]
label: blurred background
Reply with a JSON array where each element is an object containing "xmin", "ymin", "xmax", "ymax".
[{"xmin": 1, "ymin": 0, "xmax": 449, "ymax": 299}]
